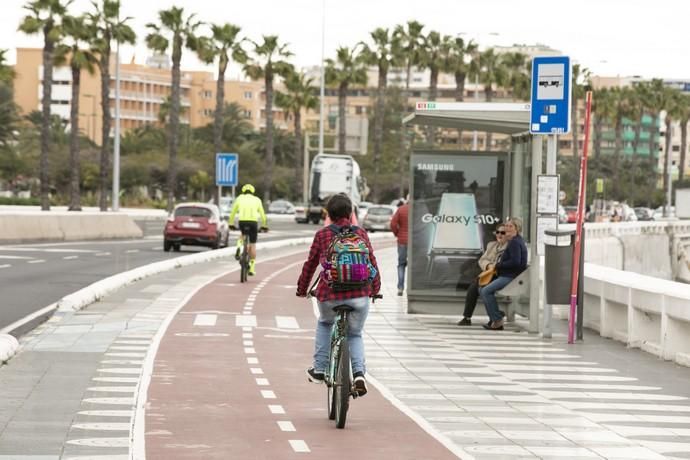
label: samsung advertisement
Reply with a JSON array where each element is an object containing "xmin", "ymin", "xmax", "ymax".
[{"xmin": 410, "ymin": 152, "xmax": 507, "ymax": 294}]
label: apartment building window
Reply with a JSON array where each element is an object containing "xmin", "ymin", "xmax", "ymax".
[
  {"xmin": 355, "ymin": 106, "xmax": 363, "ymax": 115},
  {"xmin": 203, "ymin": 108, "xmax": 213, "ymax": 117},
  {"xmin": 202, "ymin": 90, "xmax": 213, "ymax": 99},
  {"xmin": 51, "ymin": 100, "xmax": 69, "ymax": 105},
  {"xmin": 244, "ymin": 110, "xmax": 251, "ymax": 119},
  {"xmin": 244, "ymin": 91, "xmax": 253, "ymax": 99}
]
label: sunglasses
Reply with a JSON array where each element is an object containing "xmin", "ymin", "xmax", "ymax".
[{"xmin": 495, "ymin": 230, "xmax": 506, "ymax": 235}]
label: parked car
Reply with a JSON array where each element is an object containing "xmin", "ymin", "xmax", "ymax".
[
  {"xmin": 357, "ymin": 201, "xmax": 373, "ymax": 222},
  {"xmin": 634, "ymin": 207, "xmax": 654, "ymax": 221},
  {"xmin": 294, "ymin": 203, "xmax": 309, "ymax": 223},
  {"xmin": 653, "ymin": 205, "xmax": 676, "ymax": 220},
  {"xmin": 362, "ymin": 205, "xmax": 396, "ymax": 232},
  {"xmin": 218, "ymin": 196, "xmax": 233, "ymax": 221},
  {"xmin": 564, "ymin": 206, "xmax": 578, "ymax": 223},
  {"xmin": 268, "ymin": 199, "xmax": 295, "ymax": 214},
  {"xmin": 163, "ymin": 203, "xmax": 229, "ymax": 252}
]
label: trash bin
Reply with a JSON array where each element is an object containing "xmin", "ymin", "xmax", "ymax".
[{"xmin": 544, "ymin": 229, "xmax": 575, "ymax": 305}]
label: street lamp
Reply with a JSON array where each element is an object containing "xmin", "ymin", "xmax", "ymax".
[{"xmin": 113, "ymin": 32, "xmax": 121, "ymax": 212}]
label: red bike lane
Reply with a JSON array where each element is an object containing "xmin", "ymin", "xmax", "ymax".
[{"xmin": 145, "ymin": 249, "xmax": 460, "ymax": 459}]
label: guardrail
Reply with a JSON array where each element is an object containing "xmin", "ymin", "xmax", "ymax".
[{"xmin": 582, "ymin": 262, "xmax": 690, "ymax": 367}]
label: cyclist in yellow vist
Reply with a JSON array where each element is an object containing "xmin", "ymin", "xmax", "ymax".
[{"xmin": 228, "ymin": 184, "xmax": 268, "ymax": 276}]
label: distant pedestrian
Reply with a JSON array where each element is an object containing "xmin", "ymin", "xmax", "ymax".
[{"xmin": 390, "ymin": 199, "xmax": 409, "ymax": 296}]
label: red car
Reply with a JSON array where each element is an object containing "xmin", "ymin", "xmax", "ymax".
[
  {"xmin": 164, "ymin": 203, "xmax": 229, "ymax": 252},
  {"xmin": 564, "ymin": 206, "xmax": 578, "ymax": 223}
]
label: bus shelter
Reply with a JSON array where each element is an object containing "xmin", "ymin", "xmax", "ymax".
[{"xmin": 402, "ymin": 102, "xmax": 542, "ymax": 333}]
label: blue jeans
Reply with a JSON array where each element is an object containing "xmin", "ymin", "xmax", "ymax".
[
  {"xmin": 397, "ymin": 244, "xmax": 408, "ymax": 290},
  {"xmin": 314, "ymin": 297, "xmax": 370, "ymax": 375},
  {"xmin": 479, "ymin": 276, "xmax": 514, "ymax": 322}
]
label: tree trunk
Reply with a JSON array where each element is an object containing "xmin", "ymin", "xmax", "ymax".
[
  {"xmin": 294, "ymin": 109, "xmax": 303, "ymax": 200},
  {"xmin": 454, "ymin": 71, "xmax": 465, "ymax": 148},
  {"xmin": 405, "ymin": 61, "xmax": 411, "ymax": 94},
  {"xmin": 263, "ymin": 66, "xmax": 274, "ymax": 203},
  {"xmin": 98, "ymin": 39, "xmax": 112, "ymax": 211},
  {"xmin": 613, "ymin": 114, "xmax": 623, "ymax": 197},
  {"xmin": 594, "ymin": 117, "xmax": 602, "ymax": 158},
  {"xmin": 68, "ymin": 63, "xmax": 81, "ymax": 211},
  {"xmin": 484, "ymin": 83, "xmax": 493, "ymax": 150},
  {"xmin": 427, "ymin": 66, "xmax": 438, "ymax": 145},
  {"xmin": 372, "ymin": 66, "xmax": 387, "ymax": 202},
  {"xmin": 40, "ymin": 29, "xmax": 54, "ymax": 211},
  {"xmin": 663, "ymin": 117, "xmax": 672, "ymax": 201},
  {"xmin": 166, "ymin": 36, "xmax": 182, "ymax": 213},
  {"xmin": 649, "ymin": 114, "xmax": 658, "ymax": 165},
  {"xmin": 213, "ymin": 53, "xmax": 228, "ymax": 205},
  {"xmin": 680, "ymin": 118, "xmax": 688, "ymax": 182},
  {"xmin": 338, "ymin": 82, "xmax": 347, "ymax": 154},
  {"xmin": 630, "ymin": 112, "xmax": 643, "ymax": 205}
]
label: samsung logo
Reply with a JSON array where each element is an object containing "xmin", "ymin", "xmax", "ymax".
[{"xmin": 416, "ymin": 163, "xmax": 455, "ymax": 171}]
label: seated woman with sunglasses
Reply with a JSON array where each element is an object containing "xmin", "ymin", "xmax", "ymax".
[
  {"xmin": 480, "ymin": 218, "xmax": 528, "ymax": 331},
  {"xmin": 458, "ymin": 224, "xmax": 508, "ymax": 326}
]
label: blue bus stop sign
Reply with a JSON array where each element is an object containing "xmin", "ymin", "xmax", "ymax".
[
  {"xmin": 530, "ymin": 56, "xmax": 571, "ymax": 135},
  {"xmin": 216, "ymin": 153, "xmax": 238, "ymax": 186}
]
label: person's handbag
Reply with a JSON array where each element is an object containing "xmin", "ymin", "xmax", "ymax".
[{"xmin": 477, "ymin": 266, "xmax": 496, "ymax": 287}]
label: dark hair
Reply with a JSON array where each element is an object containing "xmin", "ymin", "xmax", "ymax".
[{"xmin": 326, "ymin": 193, "xmax": 352, "ymax": 220}]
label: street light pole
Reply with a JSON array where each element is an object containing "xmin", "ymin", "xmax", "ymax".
[{"xmin": 112, "ymin": 35, "xmax": 121, "ymax": 211}]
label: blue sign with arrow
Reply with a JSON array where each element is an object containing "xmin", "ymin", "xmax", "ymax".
[
  {"xmin": 216, "ymin": 153, "xmax": 238, "ymax": 187},
  {"xmin": 530, "ymin": 56, "xmax": 571, "ymax": 135}
]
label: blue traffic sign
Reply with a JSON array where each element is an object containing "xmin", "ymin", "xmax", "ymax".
[
  {"xmin": 216, "ymin": 153, "xmax": 238, "ymax": 187},
  {"xmin": 530, "ymin": 56, "xmax": 571, "ymax": 135}
]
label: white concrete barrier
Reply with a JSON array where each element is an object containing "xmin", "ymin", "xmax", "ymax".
[
  {"xmin": 0, "ymin": 334, "xmax": 18, "ymax": 363},
  {"xmin": 0, "ymin": 213, "xmax": 143, "ymax": 243},
  {"xmin": 583, "ymin": 262, "xmax": 690, "ymax": 367}
]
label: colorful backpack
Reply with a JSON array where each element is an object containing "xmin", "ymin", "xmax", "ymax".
[{"xmin": 320, "ymin": 225, "xmax": 377, "ymax": 291}]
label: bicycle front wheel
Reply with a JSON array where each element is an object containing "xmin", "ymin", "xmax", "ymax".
[{"xmin": 334, "ymin": 338, "xmax": 351, "ymax": 429}]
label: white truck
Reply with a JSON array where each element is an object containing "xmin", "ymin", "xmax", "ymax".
[
  {"xmin": 676, "ymin": 188, "xmax": 690, "ymax": 219},
  {"xmin": 304, "ymin": 153, "xmax": 365, "ymax": 224}
]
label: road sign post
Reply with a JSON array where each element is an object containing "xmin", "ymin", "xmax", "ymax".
[{"xmin": 216, "ymin": 153, "xmax": 239, "ymax": 200}]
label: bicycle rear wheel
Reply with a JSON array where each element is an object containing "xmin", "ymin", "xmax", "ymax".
[
  {"xmin": 240, "ymin": 252, "xmax": 248, "ymax": 283},
  {"xmin": 334, "ymin": 338, "xmax": 351, "ymax": 429}
]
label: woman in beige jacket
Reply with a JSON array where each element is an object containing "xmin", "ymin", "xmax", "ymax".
[{"xmin": 457, "ymin": 224, "xmax": 508, "ymax": 326}]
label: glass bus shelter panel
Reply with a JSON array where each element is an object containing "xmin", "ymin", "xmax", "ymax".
[{"xmin": 410, "ymin": 152, "xmax": 507, "ymax": 295}]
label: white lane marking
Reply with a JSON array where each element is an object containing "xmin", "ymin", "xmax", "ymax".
[
  {"xmin": 242, "ymin": 326, "xmax": 252, "ymax": 332},
  {"xmin": 269, "ymin": 405, "xmax": 285, "ymax": 414},
  {"xmin": 256, "ymin": 378, "xmax": 270, "ymax": 386},
  {"xmin": 97, "ymin": 368, "xmax": 142, "ymax": 375},
  {"xmin": 275, "ymin": 316, "xmax": 299, "ymax": 329},
  {"xmin": 242, "ymin": 333, "xmax": 253, "ymax": 339},
  {"xmin": 83, "ymin": 397, "xmax": 135, "ymax": 405},
  {"xmin": 278, "ymin": 421, "xmax": 296, "ymax": 432},
  {"xmin": 93, "ymin": 377, "xmax": 140, "ymax": 383},
  {"xmin": 289, "ymin": 440, "xmax": 310, "ymax": 453},
  {"xmin": 0, "ymin": 264, "xmax": 10, "ymax": 269},
  {"xmin": 250, "ymin": 368, "xmax": 264, "ymax": 375},
  {"xmin": 0, "ymin": 255, "xmax": 32, "ymax": 260},
  {"xmin": 243, "ymin": 340, "xmax": 253, "ymax": 346},
  {"xmin": 244, "ymin": 348, "xmax": 256, "ymax": 354},
  {"xmin": 261, "ymin": 390, "xmax": 276, "ymax": 399},
  {"xmin": 96, "ymin": 252, "xmax": 111, "ymax": 256},
  {"xmin": 193, "ymin": 314, "xmax": 218, "ymax": 327},
  {"xmin": 27, "ymin": 259, "xmax": 46, "ymax": 264},
  {"xmin": 236, "ymin": 315, "xmax": 257, "ymax": 327},
  {"xmin": 87, "ymin": 386, "xmax": 137, "ymax": 393},
  {"xmin": 247, "ymin": 357, "xmax": 258, "ymax": 364},
  {"xmin": 73, "ymin": 422, "xmax": 131, "ymax": 431},
  {"xmin": 63, "ymin": 255, "xmax": 79, "ymax": 260},
  {"xmin": 66, "ymin": 437, "xmax": 129, "ymax": 447},
  {"xmin": 126, "ymin": 249, "xmax": 140, "ymax": 254},
  {"xmin": 78, "ymin": 410, "xmax": 132, "ymax": 417}
]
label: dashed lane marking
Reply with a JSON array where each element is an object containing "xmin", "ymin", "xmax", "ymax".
[
  {"xmin": 277, "ymin": 421, "xmax": 296, "ymax": 432},
  {"xmin": 27, "ymin": 259, "xmax": 46, "ymax": 264},
  {"xmin": 261, "ymin": 390, "xmax": 276, "ymax": 399},
  {"xmin": 193, "ymin": 313, "xmax": 218, "ymax": 326},
  {"xmin": 289, "ymin": 440, "xmax": 310, "ymax": 453},
  {"xmin": 95, "ymin": 252, "xmax": 111, "ymax": 256},
  {"xmin": 269, "ymin": 405, "xmax": 285, "ymax": 414},
  {"xmin": 0, "ymin": 264, "xmax": 10, "ymax": 269},
  {"xmin": 250, "ymin": 368, "xmax": 264, "ymax": 375},
  {"xmin": 126, "ymin": 249, "xmax": 140, "ymax": 254},
  {"xmin": 244, "ymin": 348, "xmax": 256, "ymax": 354},
  {"xmin": 247, "ymin": 357, "xmax": 258, "ymax": 364},
  {"xmin": 256, "ymin": 378, "xmax": 270, "ymax": 386},
  {"xmin": 63, "ymin": 255, "xmax": 79, "ymax": 260}
]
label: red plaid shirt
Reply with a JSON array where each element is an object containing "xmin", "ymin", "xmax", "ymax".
[{"xmin": 296, "ymin": 218, "xmax": 381, "ymax": 302}]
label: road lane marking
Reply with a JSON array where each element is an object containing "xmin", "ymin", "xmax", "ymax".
[
  {"xmin": 242, "ymin": 333, "xmax": 253, "ymax": 339},
  {"xmin": 28, "ymin": 259, "xmax": 46, "ymax": 264},
  {"xmin": 193, "ymin": 314, "xmax": 218, "ymax": 327},
  {"xmin": 261, "ymin": 390, "xmax": 276, "ymax": 399},
  {"xmin": 250, "ymin": 368, "xmax": 264, "ymax": 375},
  {"xmin": 63, "ymin": 255, "xmax": 78, "ymax": 260},
  {"xmin": 236, "ymin": 315, "xmax": 256, "ymax": 327},
  {"xmin": 277, "ymin": 421, "xmax": 296, "ymax": 432},
  {"xmin": 242, "ymin": 326, "xmax": 252, "ymax": 332},
  {"xmin": 244, "ymin": 348, "xmax": 256, "ymax": 354},
  {"xmin": 243, "ymin": 340, "xmax": 253, "ymax": 346},
  {"xmin": 269, "ymin": 405, "xmax": 285, "ymax": 414},
  {"xmin": 0, "ymin": 264, "xmax": 10, "ymax": 269},
  {"xmin": 126, "ymin": 249, "xmax": 140, "ymax": 254},
  {"xmin": 256, "ymin": 378, "xmax": 270, "ymax": 386},
  {"xmin": 0, "ymin": 255, "xmax": 32, "ymax": 259},
  {"xmin": 96, "ymin": 252, "xmax": 111, "ymax": 256},
  {"xmin": 275, "ymin": 316, "xmax": 299, "ymax": 329},
  {"xmin": 289, "ymin": 440, "xmax": 310, "ymax": 453},
  {"xmin": 247, "ymin": 357, "xmax": 258, "ymax": 364}
]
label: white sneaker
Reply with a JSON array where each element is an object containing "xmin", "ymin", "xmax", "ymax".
[{"xmin": 354, "ymin": 376, "xmax": 367, "ymax": 396}]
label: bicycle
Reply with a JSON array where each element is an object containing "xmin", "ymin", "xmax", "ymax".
[
  {"xmin": 231, "ymin": 225, "xmax": 268, "ymax": 283},
  {"xmin": 310, "ymin": 291, "xmax": 382, "ymax": 429}
]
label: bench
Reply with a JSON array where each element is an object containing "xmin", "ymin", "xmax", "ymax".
[{"xmin": 496, "ymin": 268, "xmax": 530, "ymax": 322}]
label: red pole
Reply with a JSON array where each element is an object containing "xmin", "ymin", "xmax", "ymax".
[{"xmin": 568, "ymin": 91, "xmax": 593, "ymax": 344}]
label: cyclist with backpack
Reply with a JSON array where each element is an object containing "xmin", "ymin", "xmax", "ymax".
[
  {"xmin": 228, "ymin": 184, "xmax": 268, "ymax": 276},
  {"xmin": 296, "ymin": 193, "xmax": 381, "ymax": 396}
]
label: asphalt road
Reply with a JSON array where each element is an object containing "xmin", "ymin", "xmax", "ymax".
[{"xmin": 0, "ymin": 217, "xmax": 324, "ymax": 332}]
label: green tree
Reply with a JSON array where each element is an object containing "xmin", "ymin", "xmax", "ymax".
[
  {"xmin": 54, "ymin": 14, "xmax": 98, "ymax": 211},
  {"xmin": 192, "ymin": 102, "xmax": 253, "ymax": 152},
  {"xmin": 276, "ymin": 69, "xmax": 318, "ymax": 199},
  {"xmin": 477, "ymin": 48, "xmax": 507, "ymax": 150},
  {"xmin": 418, "ymin": 30, "xmax": 449, "ymax": 145},
  {"xmin": 571, "ymin": 64, "xmax": 591, "ymax": 154},
  {"xmin": 0, "ymin": 50, "xmax": 19, "ymax": 150},
  {"xmin": 197, "ymin": 23, "xmax": 247, "ymax": 177},
  {"xmin": 325, "ymin": 46, "xmax": 367, "ymax": 154},
  {"xmin": 393, "ymin": 20, "xmax": 424, "ymax": 95},
  {"xmin": 189, "ymin": 170, "xmax": 211, "ymax": 200},
  {"xmin": 146, "ymin": 6, "xmax": 202, "ymax": 212},
  {"xmin": 88, "ymin": 0, "xmax": 136, "ymax": 211},
  {"xmin": 675, "ymin": 94, "xmax": 690, "ymax": 182},
  {"xmin": 592, "ymin": 87, "xmax": 615, "ymax": 158},
  {"xmin": 243, "ymin": 35, "xmax": 293, "ymax": 202},
  {"xmin": 0, "ymin": 50, "xmax": 15, "ymax": 84},
  {"xmin": 500, "ymin": 51, "xmax": 530, "ymax": 101},
  {"xmin": 444, "ymin": 37, "xmax": 478, "ymax": 149},
  {"xmin": 19, "ymin": 0, "xmax": 72, "ymax": 210},
  {"xmin": 360, "ymin": 27, "xmax": 400, "ymax": 201}
]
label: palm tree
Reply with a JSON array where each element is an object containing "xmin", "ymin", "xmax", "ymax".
[
  {"xmin": 146, "ymin": 6, "xmax": 201, "ymax": 212},
  {"xmin": 592, "ymin": 87, "xmax": 615, "ymax": 158},
  {"xmin": 19, "ymin": 0, "xmax": 72, "ymax": 211},
  {"xmin": 662, "ymin": 88, "xmax": 683, "ymax": 199},
  {"xmin": 418, "ymin": 30, "xmax": 449, "ymax": 145},
  {"xmin": 610, "ymin": 87, "xmax": 634, "ymax": 197},
  {"xmin": 393, "ymin": 20, "xmax": 424, "ymax": 96},
  {"xmin": 477, "ymin": 48, "xmax": 507, "ymax": 150},
  {"xmin": 325, "ymin": 46, "xmax": 367, "ymax": 154},
  {"xmin": 197, "ymin": 23, "xmax": 247, "ymax": 172},
  {"xmin": 571, "ymin": 64, "xmax": 591, "ymax": 155},
  {"xmin": 0, "ymin": 50, "xmax": 15, "ymax": 83},
  {"xmin": 244, "ymin": 35, "xmax": 293, "ymax": 202},
  {"xmin": 500, "ymin": 52, "xmax": 530, "ymax": 101},
  {"xmin": 54, "ymin": 15, "xmax": 98, "ymax": 211},
  {"xmin": 360, "ymin": 28, "xmax": 400, "ymax": 201},
  {"xmin": 88, "ymin": 0, "xmax": 136, "ymax": 211},
  {"xmin": 675, "ymin": 94, "xmax": 690, "ymax": 182},
  {"xmin": 275, "ymin": 69, "xmax": 318, "ymax": 199},
  {"xmin": 444, "ymin": 37, "xmax": 477, "ymax": 149}
]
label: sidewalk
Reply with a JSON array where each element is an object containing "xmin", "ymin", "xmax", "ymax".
[{"xmin": 1, "ymin": 242, "xmax": 690, "ymax": 459}]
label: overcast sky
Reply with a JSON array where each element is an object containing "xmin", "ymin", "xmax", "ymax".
[{"xmin": 3, "ymin": 0, "xmax": 688, "ymax": 80}]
